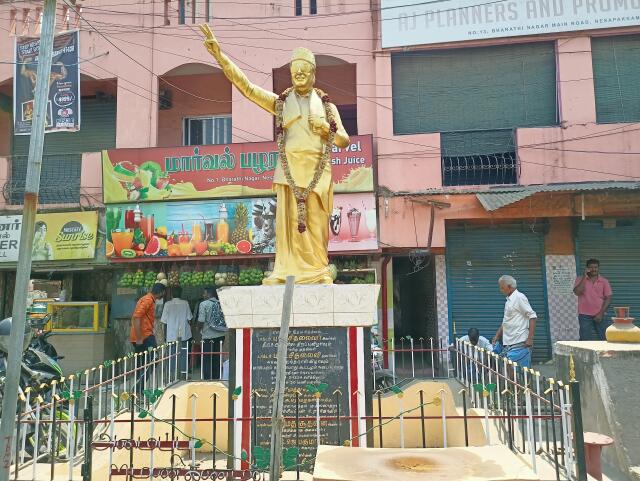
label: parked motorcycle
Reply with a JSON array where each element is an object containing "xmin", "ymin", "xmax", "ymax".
[
  {"xmin": 29, "ymin": 314, "xmax": 61, "ymax": 363},
  {"xmin": 0, "ymin": 316, "xmax": 70, "ymax": 461},
  {"xmin": 371, "ymin": 327, "xmax": 395, "ymax": 390}
]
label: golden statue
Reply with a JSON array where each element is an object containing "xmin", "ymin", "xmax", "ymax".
[{"xmin": 200, "ymin": 24, "xmax": 350, "ymax": 285}]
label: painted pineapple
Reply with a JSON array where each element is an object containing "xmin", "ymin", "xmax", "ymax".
[{"xmin": 230, "ymin": 203, "xmax": 250, "ymax": 244}]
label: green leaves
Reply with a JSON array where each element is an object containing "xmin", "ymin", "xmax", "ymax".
[
  {"xmin": 282, "ymin": 447, "xmax": 299, "ymax": 470},
  {"xmin": 60, "ymin": 390, "xmax": 70, "ymax": 400},
  {"xmin": 241, "ymin": 449, "xmax": 248, "ymax": 461},
  {"xmin": 143, "ymin": 388, "xmax": 164, "ymax": 404},
  {"xmin": 194, "ymin": 439, "xmax": 204, "ymax": 449},
  {"xmin": 474, "ymin": 383, "xmax": 497, "ymax": 396},
  {"xmin": 252, "ymin": 446, "xmax": 270, "ymax": 470},
  {"xmin": 390, "ymin": 385, "xmax": 403, "ymax": 395},
  {"xmin": 232, "ymin": 386, "xmax": 242, "ymax": 400},
  {"xmin": 306, "ymin": 383, "xmax": 329, "ymax": 395},
  {"xmin": 138, "ymin": 410, "xmax": 148, "ymax": 419},
  {"xmin": 103, "ymin": 360, "xmax": 113, "ymax": 368}
]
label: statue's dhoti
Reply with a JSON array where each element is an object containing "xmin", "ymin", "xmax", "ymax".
[{"xmin": 263, "ymin": 183, "xmax": 333, "ymax": 285}]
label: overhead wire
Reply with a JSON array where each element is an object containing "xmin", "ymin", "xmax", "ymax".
[{"xmin": 4, "ymin": 1, "xmax": 640, "ymax": 174}]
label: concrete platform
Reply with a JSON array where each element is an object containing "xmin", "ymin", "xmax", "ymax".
[
  {"xmin": 556, "ymin": 341, "xmax": 640, "ymax": 481},
  {"xmin": 313, "ymin": 445, "xmax": 539, "ymax": 481}
]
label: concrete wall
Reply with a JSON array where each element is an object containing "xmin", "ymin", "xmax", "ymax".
[{"xmin": 556, "ymin": 342, "xmax": 640, "ymax": 480}]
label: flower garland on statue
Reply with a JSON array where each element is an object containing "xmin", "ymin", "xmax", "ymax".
[{"xmin": 275, "ymin": 87, "xmax": 337, "ymax": 233}]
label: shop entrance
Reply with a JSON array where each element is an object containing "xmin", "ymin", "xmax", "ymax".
[{"xmin": 392, "ymin": 256, "xmax": 438, "ymax": 377}]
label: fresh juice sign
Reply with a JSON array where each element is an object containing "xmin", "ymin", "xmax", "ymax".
[
  {"xmin": 102, "ymin": 135, "xmax": 374, "ymax": 203},
  {"xmin": 106, "ymin": 194, "xmax": 377, "ymax": 261}
]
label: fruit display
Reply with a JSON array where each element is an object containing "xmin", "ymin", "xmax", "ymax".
[
  {"xmin": 118, "ymin": 272, "xmax": 135, "ymax": 287},
  {"xmin": 239, "ymin": 267, "xmax": 265, "ymax": 286},
  {"xmin": 144, "ymin": 236, "xmax": 161, "ymax": 256},
  {"xmin": 226, "ymin": 272, "xmax": 239, "ymax": 286},
  {"xmin": 168, "ymin": 268, "xmax": 180, "ymax": 287},
  {"xmin": 230, "ymin": 204, "xmax": 250, "ymax": 244},
  {"xmin": 221, "ymin": 243, "xmax": 238, "ymax": 255},
  {"xmin": 144, "ymin": 270, "xmax": 157, "ymax": 288},
  {"xmin": 214, "ymin": 272, "xmax": 228, "ymax": 287},
  {"xmin": 107, "ymin": 200, "xmax": 265, "ymax": 259},
  {"xmin": 203, "ymin": 270, "xmax": 216, "ymax": 285},
  {"xmin": 131, "ymin": 269, "xmax": 145, "ymax": 288},
  {"xmin": 179, "ymin": 271, "xmax": 194, "ymax": 287}
]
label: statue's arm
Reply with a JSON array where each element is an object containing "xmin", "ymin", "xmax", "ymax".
[
  {"xmin": 201, "ymin": 25, "xmax": 277, "ymax": 115},
  {"xmin": 218, "ymin": 53, "xmax": 277, "ymax": 115}
]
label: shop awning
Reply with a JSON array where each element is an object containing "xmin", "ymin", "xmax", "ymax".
[
  {"xmin": 389, "ymin": 181, "xmax": 640, "ymax": 212},
  {"xmin": 475, "ymin": 181, "xmax": 640, "ymax": 211}
]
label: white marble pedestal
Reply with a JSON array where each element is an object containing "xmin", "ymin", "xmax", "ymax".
[{"xmin": 218, "ymin": 284, "xmax": 380, "ymax": 470}]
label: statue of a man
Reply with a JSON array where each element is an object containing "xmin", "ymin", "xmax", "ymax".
[{"xmin": 200, "ymin": 24, "xmax": 350, "ymax": 285}]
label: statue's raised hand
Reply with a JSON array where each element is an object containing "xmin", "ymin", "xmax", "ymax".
[{"xmin": 199, "ymin": 24, "xmax": 221, "ymax": 59}]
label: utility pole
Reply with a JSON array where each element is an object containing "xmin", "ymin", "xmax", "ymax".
[
  {"xmin": 269, "ymin": 276, "xmax": 295, "ymax": 481},
  {"xmin": 0, "ymin": 1, "xmax": 57, "ymax": 480}
]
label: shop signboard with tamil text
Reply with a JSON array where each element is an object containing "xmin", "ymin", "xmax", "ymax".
[
  {"xmin": 0, "ymin": 211, "xmax": 97, "ymax": 262},
  {"xmin": 102, "ymin": 135, "xmax": 373, "ymax": 203},
  {"xmin": 105, "ymin": 193, "xmax": 377, "ymax": 261},
  {"xmin": 381, "ymin": 0, "xmax": 640, "ymax": 48},
  {"xmin": 14, "ymin": 31, "xmax": 80, "ymax": 134}
]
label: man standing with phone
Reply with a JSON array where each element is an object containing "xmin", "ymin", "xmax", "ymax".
[{"xmin": 573, "ymin": 259, "xmax": 613, "ymax": 341}]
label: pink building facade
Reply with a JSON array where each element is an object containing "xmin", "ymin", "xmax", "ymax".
[{"xmin": 1, "ymin": 1, "xmax": 640, "ymax": 359}]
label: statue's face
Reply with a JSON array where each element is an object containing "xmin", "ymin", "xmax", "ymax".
[{"xmin": 290, "ymin": 60, "xmax": 315, "ymax": 93}]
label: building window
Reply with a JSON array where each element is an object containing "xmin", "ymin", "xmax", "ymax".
[
  {"xmin": 295, "ymin": 0, "xmax": 302, "ymax": 16},
  {"xmin": 441, "ymin": 130, "xmax": 517, "ymax": 186},
  {"xmin": 178, "ymin": 0, "xmax": 210, "ymax": 24},
  {"xmin": 183, "ymin": 116, "xmax": 232, "ymax": 146},
  {"xmin": 592, "ymin": 35, "xmax": 640, "ymax": 123},
  {"xmin": 310, "ymin": 0, "xmax": 317, "ymax": 14}
]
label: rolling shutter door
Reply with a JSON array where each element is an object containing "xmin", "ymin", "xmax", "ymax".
[{"xmin": 446, "ymin": 224, "xmax": 551, "ymax": 362}]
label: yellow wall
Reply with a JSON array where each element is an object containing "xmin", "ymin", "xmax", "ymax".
[{"xmin": 371, "ymin": 380, "xmax": 486, "ymax": 448}]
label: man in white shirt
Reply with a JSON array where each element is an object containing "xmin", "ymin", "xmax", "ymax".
[
  {"xmin": 492, "ymin": 275, "xmax": 537, "ymax": 369},
  {"xmin": 452, "ymin": 328, "xmax": 493, "ymax": 385},
  {"xmin": 458, "ymin": 328, "xmax": 492, "ymax": 350},
  {"xmin": 160, "ymin": 287, "xmax": 193, "ymax": 377}
]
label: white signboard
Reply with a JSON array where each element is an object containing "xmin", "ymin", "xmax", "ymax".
[
  {"xmin": 0, "ymin": 216, "xmax": 22, "ymax": 262},
  {"xmin": 551, "ymin": 265, "xmax": 574, "ymax": 295},
  {"xmin": 381, "ymin": 0, "xmax": 640, "ymax": 47}
]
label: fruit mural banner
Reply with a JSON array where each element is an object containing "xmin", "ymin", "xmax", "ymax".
[
  {"xmin": 0, "ymin": 211, "xmax": 97, "ymax": 262},
  {"xmin": 106, "ymin": 194, "xmax": 377, "ymax": 261},
  {"xmin": 102, "ymin": 135, "xmax": 374, "ymax": 203}
]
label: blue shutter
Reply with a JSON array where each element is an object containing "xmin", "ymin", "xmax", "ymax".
[
  {"xmin": 446, "ymin": 224, "xmax": 551, "ymax": 362},
  {"xmin": 575, "ymin": 219, "xmax": 640, "ymax": 325}
]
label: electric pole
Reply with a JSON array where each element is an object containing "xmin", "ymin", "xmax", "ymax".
[{"xmin": 0, "ymin": 1, "xmax": 57, "ymax": 480}]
